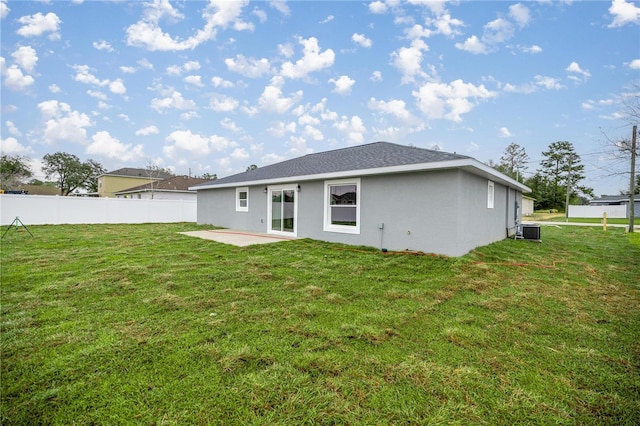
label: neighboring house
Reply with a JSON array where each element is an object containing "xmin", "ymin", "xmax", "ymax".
[
  {"xmin": 114, "ymin": 176, "xmax": 208, "ymax": 200},
  {"xmin": 192, "ymin": 142, "xmax": 531, "ymax": 257},
  {"xmin": 590, "ymin": 194, "xmax": 640, "ymax": 218},
  {"xmin": 522, "ymin": 195, "xmax": 535, "ymax": 216},
  {"xmin": 97, "ymin": 168, "xmax": 173, "ymax": 197}
]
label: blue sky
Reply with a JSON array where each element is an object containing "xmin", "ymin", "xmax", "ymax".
[{"xmin": 1, "ymin": 0, "xmax": 638, "ymax": 196}]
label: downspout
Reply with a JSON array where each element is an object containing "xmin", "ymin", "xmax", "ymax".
[{"xmin": 505, "ymin": 186, "xmax": 510, "ymax": 237}]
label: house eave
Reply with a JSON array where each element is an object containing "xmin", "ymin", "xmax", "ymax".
[{"xmin": 190, "ymin": 159, "xmax": 531, "ymax": 193}]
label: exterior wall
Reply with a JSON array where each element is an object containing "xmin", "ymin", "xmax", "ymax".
[
  {"xmin": 197, "ymin": 186, "xmax": 268, "ymax": 232},
  {"xmin": 522, "ymin": 197, "xmax": 534, "ymax": 216},
  {"xmin": 0, "ymin": 194, "xmax": 196, "ymax": 225},
  {"xmin": 98, "ymin": 176, "xmax": 157, "ymax": 197},
  {"xmin": 197, "ymin": 169, "xmax": 521, "ymax": 256},
  {"xmin": 456, "ymin": 171, "xmax": 515, "ymax": 254}
]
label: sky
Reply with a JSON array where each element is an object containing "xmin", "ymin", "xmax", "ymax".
[{"xmin": 1, "ymin": 0, "xmax": 639, "ymax": 197}]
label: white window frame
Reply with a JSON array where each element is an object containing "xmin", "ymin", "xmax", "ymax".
[
  {"xmin": 487, "ymin": 180, "xmax": 495, "ymax": 209},
  {"xmin": 323, "ymin": 178, "xmax": 361, "ymax": 234},
  {"xmin": 236, "ymin": 187, "xmax": 249, "ymax": 212}
]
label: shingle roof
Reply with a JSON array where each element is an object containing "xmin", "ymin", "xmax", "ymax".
[
  {"xmin": 115, "ymin": 176, "xmax": 208, "ymax": 193},
  {"xmin": 101, "ymin": 167, "xmax": 174, "ymax": 179},
  {"xmin": 194, "ymin": 142, "xmax": 471, "ymax": 188}
]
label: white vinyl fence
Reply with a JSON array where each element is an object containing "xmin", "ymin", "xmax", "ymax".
[
  {"xmin": 0, "ymin": 194, "xmax": 196, "ymax": 226},
  {"xmin": 568, "ymin": 205, "xmax": 627, "ymax": 219}
]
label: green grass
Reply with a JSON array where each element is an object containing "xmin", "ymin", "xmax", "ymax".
[{"xmin": 2, "ymin": 223, "xmax": 639, "ymax": 424}]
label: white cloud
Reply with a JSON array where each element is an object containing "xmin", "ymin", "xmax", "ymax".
[
  {"xmin": 368, "ymin": 97, "xmax": 415, "ymax": 122},
  {"xmin": 72, "ymin": 64, "xmax": 109, "ymax": 86},
  {"xmin": 328, "ymin": 75, "xmax": 355, "ymax": 95},
  {"xmin": 352, "ymin": 33, "xmax": 373, "ymax": 48},
  {"xmin": 126, "ymin": 0, "xmax": 253, "ymax": 51},
  {"xmin": 391, "ymin": 39, "xmax": 429, "ymax": 83},
  {"xmin": 534, "ymin": 75, "xmax": 564, "ymax": 90},
  {"xmin": 320, "ymin": 15, "xmax": 334, "ymax": 24},
  {"xmin": 629, "ymin": 59, "xmax": 640, "ymax": 69},
  {"xmin": 280, "ymin": 36, "xmax": 335, "ymax": 80},
  {"xmin": 520, "ymin": 44, "xmax": 542, "ymax": 54},
  {"xmin": 151, "ymin": 90, "xmax": 197, "ymax": 113},
  {"xmin": 230, "ymin": 147, "xmax": 249, "ymax": 160},
  {"xmin": 109, "ymin": 79, "xmax": 127, "ymax": 95},
  {"xmin": 253, "ymin": 9, "xmax": 267, "ymax": 23},
  {"xmin": 0, "ymin": 137, "xmax": 33, "ymax": 155},
  {"xmin": 5, "ymin": 120, "xmax": 21, "ymax": 136},
  {"xmin": 278, "ymin": 43, "xmax": 294, "ymax": 58},
  {"xmin": 608, "ymin": 0, "xmax": 640, "ymax": 28},
  {"xmin": 413, "ymin": 80, "xmax": 497, "ymax": 122},
  {"xmin": 483, "ymin": 18, "xmax": 514, "ymax": 45},
  {"xmin": 303, "ymin": 125, "xmax": 323, "ymax": 141},
  {"xmin": 93, "ymin": 40, "xmax": 114, "ymax": 52},
  {"xmin": 49, "ymin": 84, "xmax": 61, "ymax": 93},
  {"xmin": 509, "ymin": 3, "xmax": 531, "ymax": 29},
  {"xmin": 16, "ymin": 12, "xmax": 61, "ymax": 39},
  {"xmin": 425, "ymin": 14, "xmax": 464, "ymax": 37},
  {"xmin": 225, "ymin": 54, "xmax": 272, "ymax": 78},
  {"xmin": 565, "ymin": 61, "xmax": 591, "ymax": 84},
  {"xmin": 138, "ymin": 58, "xmax": 154, "ymax": 70},
  {"xmin": 11, "ymin": 46, "xmax": 38, "ymax": 73},
  {"xmin": 120, "ymin": 66, "xmax": 137, "ymax": 74},
  {"xmin": 87, "ymin": 90, "xmax": 108, "ymax": 100},
  {"xmin": 267, "ymin": 121, "xmax": 297, "ymax": 138},
  {"xmin": 258, "ymin": 78, "xmax": 303, "ymax": 113},
  {"xmin": 135, "ymin": 125, "xmax": 159, "ymax": 136},
  {"xmin": 1, "ymin": 0, "xmax": 9, "ymax": 20},
  {"xmin": 209, "ymin": 94, "xmax": 239, "ymax": 112},
  {"xmin": 164, "ymin": 129, "xmax": 231, "ymax": 159},
  {"xmin": 220, "ymin": 117, "xmax": 241, "ymax": 132},
  {"xmin": 455, "ymin": 35, "xmax": 487, "ymax": 54},
  {"xmin": 333, "ymin": 115, "xmax": 366, "ymax": 145},
  {"xmin": 185, "ymin": 75, "xmax": 204, "ymax": 87},
  {"xmin": 2, "ymin": 64, "xmax": 35, "ymax": 91},
  {"xmin": 183, "ymin": 61, "xmax": 200, "ymax": 72},
  {"xmin": 262, "ymin": 152, "xmax": 285, "ymax": 165},
  {"xmin": 369, "ymin": 1, "xmax": 388, "ymax": 14},
  {"xmin": 370, "ymin": 70, "xmax": 383, "ymax": 82},
  {"xmin": 211, "ymin": 76, "xmax": 234, "ymax": 88},
  {"xmin": 86, "ymin": 131, "xmax": 145, "ymax": 162},
  {"xmin": 499, "ymin": 127, "xmax": 512, "ymax": 138},
  {"xmin": 37, "ymin": 100, "xmax": 93, "ymax": 144},
  {"xmin": 270, "ymin": 1, "xmax": 290, "ymax": 15}
]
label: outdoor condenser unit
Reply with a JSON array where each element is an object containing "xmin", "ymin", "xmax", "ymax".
[{"xmin": 521, "ymin": 224, "xmax": 541, "ymax": 241}]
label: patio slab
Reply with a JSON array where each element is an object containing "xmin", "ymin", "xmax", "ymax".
[{"xmin": 179, "ymin": 229, "xmax": 296, "ymax": 247}]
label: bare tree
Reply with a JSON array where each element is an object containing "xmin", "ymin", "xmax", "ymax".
[{"xmin": 601, "ymin": 82, "xmax": 639, "ymax": 231}]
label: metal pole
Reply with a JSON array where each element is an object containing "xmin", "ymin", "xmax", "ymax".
[{"xmin": 629, "ymin": 125, "xmax": 637, "ymax": 233}]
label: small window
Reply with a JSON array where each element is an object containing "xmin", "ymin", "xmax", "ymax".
[
  {"xmin": 324, "ymin": 179, "xmax": 360, "ymax": 234},
  {"xmin": 487, "ymin": 180, "xmax": 494, "ymax": 209},
  {"xmin": 236, "ymin": 187, "xmax": 249, "ymax": 212}
]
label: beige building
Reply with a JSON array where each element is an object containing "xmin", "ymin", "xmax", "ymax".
[{"xmin": 97, "ymin": 168, "xmax": 173, "ymax": 198}]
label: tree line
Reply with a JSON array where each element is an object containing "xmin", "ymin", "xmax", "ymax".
[{"xmin": 0, "ymin": 152, "xmax": 224, "ymax": 196}]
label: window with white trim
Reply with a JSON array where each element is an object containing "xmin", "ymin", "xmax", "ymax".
[
  {"xmin": 324, "ymin": 179, "xmax": 360, "ymax": 234},
  {"xmin": 236, "ymin": 187, "xmax": 249, "ymax": 212},
  {"xmin": 487, "ymin": 180, "xmax": 494, "ymax": 209}
]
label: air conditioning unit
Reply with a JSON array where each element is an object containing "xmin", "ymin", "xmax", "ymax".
[{"xmin": 521, "ymin": 224, "xmax": 541, "ymax": 241}]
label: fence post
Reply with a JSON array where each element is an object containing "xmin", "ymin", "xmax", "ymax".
[{"xmin": 603, "ymin": 212, "xmax": 607, "ymax": 232}]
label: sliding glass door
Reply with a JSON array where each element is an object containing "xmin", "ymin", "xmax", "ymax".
[{"xmin": 268, "ymin": 186, "xmax": 297, "ymax": 236}]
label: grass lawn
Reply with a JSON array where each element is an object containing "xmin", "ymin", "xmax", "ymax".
[{"xmin": 1, "ymin": 223, "xmax": 639, "ymax": 424}]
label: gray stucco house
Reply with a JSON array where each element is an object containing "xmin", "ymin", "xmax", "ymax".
[{"xmin": 192, "ymin": 142, "xmax": 531, "ymax": 256}]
